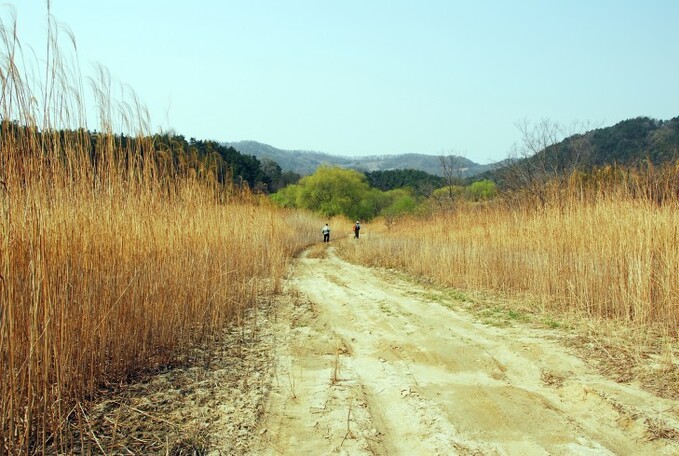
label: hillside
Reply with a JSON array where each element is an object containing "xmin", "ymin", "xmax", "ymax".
[
  {"xmin": 224, "ymin": 140, "xmax": 353, "ymax": 175},
  {"xmin": 228, "ymin": 116, "xmax": 679, "ymax": 185},
  {"xmin": 484, "ymin": 116, "xmax": 679, "ymax": 185},
  {"xmin": 584, "ymin": 116, "xmax": 679, "ymax": 166},
  {"xmin": 225, "ymin": 140, "xmax": 495, "ymax": 177},
  {"xmin": 347, "ymin": 153, "xmax": 491, "ymax": 177}
]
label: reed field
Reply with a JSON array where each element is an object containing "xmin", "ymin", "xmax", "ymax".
[
  {"xmin": 3, "ymin": 5, "xmax": 679, "ymax": 453},
  {"xmin": 338, "ymin": 183, "xmax": 679, "ymax": 333},
  {"xmin": 0, "ymin": 18, "xmax": 320, "ymax": 455},
  {"xmin": 1, "ymin": 174, "xmax": 320, "ymax": 453}
]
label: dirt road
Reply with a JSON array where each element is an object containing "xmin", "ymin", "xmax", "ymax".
[{"xmin": 253, "ymin": 246, "xmax": 679, "ymax": 455}]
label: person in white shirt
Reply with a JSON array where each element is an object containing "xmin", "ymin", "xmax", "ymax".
[{"xmin": 322, "ymin": 223, "xmax": 330, "ymax": 242}]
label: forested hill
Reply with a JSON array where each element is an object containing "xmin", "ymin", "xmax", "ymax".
[
  {"xmin": 224, "ymin": 140, "xmax": 353, "ymax": 175},
  {"xmin": 225, "ymin": 140, "xmax": 495, "ymax": 177},
  {"xmin": 479, "ymin": 116, "xmax": 679, "ymax": 187},
  {"xmin": 364, "ymin": 169, "xmax": 444, "ymax": 196},
  {"xmin": 507, "ymin": 117, "xmax": 677, "ymax": 170},
  {"xmin": 582, "ymin": 116, "xmax": 679, "ymax": 166}
]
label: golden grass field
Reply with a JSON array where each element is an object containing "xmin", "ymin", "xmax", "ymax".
[
  {"xmin": 2, "ymin": 8, "xmax": 679, "ymax": 453},
  {"xmin": 0, "ymin": 144, "xmax": 322, "ymax": 453},
  {"xmin": 0, "ymin": 20, "xmax": 323, "ymax": 450},
  {"xmin": 339, "ymin": 194, "xmax": 679, "ymax": 331}
]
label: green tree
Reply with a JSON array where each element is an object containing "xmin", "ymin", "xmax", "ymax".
[
  {"xmin": 295, "ymin": 165, "xmax": 372, "ymax": 219},
  {"xmin": 270, "ymin": 165, "xmax": 396, "ymax": 220},
  {"xmin": 269, "ymin": 183, "xmax": 301, "ymax": 208},
  {"xmin": 381, "ymin": 189, "xmax": 417, "ymax": 216},
  {"xmin": 465, "ymin": 179, "xmax": 497, "ymax": 201},
  {"xmin": 260, "ymin": 157, "xmax": 283, "ymax": 190},
  {"xmin": 380, "ymin": 188, "xmax": 418, "ymax": 229},
  {"xmin": 431, "ymin": 184, "xmax": 464, "ymax": 206},
  {"xmin": 355, "ymin": 188, "xmax": 390, "ymax": 221}
]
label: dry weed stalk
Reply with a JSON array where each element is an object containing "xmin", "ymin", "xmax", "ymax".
[
  {"xmin": 331, "ymin": 346, "xmax": 341, "ymax": 385},
  {"xmin": 287, "ymin": 370, "xmax": 298, "ymax": 400},
  {"xmin": 339, "ymin": 397, "xmax": 355, "ymax": 448}
]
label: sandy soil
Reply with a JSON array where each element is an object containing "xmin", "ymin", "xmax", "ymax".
[
  {"xmin": 82, "ymin": 244, "xmax": 678, "ymax": 455},
  {"xmin": 79, "ymin": 302, "xmax": 277, "ymax": 455},
  {"xmin": 253, "ymin": 246, "xmax": 679, "ymax": 455}
]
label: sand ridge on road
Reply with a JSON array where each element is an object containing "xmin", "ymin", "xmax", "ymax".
[{"xmin": 255, "ymin": 246, "xmax": 679, "ymax": 455}]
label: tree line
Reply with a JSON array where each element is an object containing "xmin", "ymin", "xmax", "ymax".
[
  {"xmin": 0, "ymin": 120, "xmax": 288, "ymax": 193},
  {"xmin": 271, "ymin": 165, "xmax": 497, "ymax": 221}
]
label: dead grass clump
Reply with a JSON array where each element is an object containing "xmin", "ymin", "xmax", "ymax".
[
  {"xmin": 340, "ymin": 197, "xmax": 679, "ymax": 332},
  {"xmin": 540, "ymin": 369, "xmax": 566, "ymax": 388},
  {"xmin": 645, "ymin": 417, "xmax": 679, "ymax": 442},
  {"xmin": 566, "ymin": 321, "xmax": 679, "ymax": 399},
  {"xmin": 305, "ymin": 242, "xmax": 329, "ymax": 259},
  {"xmin": 169, "ymin": 430, "xmax": 211, "ymax": 456}
]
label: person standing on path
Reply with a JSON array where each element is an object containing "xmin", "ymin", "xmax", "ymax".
[
  {"xmin": 353, "ymin": 220, "xmax": 361, "ymax": 239},
  {"xmin": 322, "ymin": 223, "xmax": 330, "ymax": 242}
]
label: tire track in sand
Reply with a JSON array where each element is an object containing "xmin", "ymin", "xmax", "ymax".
[{"xmin": 255, "ymin": 247, "xmax": 679, "ymax": 455}]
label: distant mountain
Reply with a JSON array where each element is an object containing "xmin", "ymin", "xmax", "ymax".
[
  {"xmin": 224, "ymin": 140, "xmax": 495, "ymax": 177},
  {"xmin": 224, "ymin": 141, "xmax": 353, "ymax": 175},
  {"xmin": 344, "ymin": 153, "xmax": 493, "ymax": 177}
]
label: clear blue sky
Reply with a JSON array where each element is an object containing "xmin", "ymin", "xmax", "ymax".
[{"xmin": 8, "ymin": 0, "xmax": 679, "ymax": 163}]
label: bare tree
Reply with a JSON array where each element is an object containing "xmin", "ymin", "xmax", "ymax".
[
  {"xmin": 431, "ymin": 153, "xmax": 468, "ymax": 211},
  {"xmin": 498, "ymin": 118, "xmax": 592, "ymax": 207}
]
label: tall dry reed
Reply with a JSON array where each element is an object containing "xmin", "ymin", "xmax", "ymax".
[
  {"xmin": 0, "ymin": 8, "xmax": 320, "ymax": 454},
  {"xmin": 339, "ymin": 183, "xmax": 679, "ymax": 332}
]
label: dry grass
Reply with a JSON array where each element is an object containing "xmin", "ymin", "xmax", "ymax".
[
  {"xmin": 0, "ymin": 10, "xmax": 321, "ymax": 454},
  {"xmin": 69, "ymin": 296, "xmax": 281, "ymax": 455},
  {"xmin": 338, "ymin": 196, "xmax": 679, "ymax": 331},
  {"xmin": 305, "ymin": 243, "xmax": 329, "ymax": 259},
  {"xmin": 335, "ymin": 183, "xmax": 679, "ymax": 396},
  {"xmin": 0, "ymin": 128, "xmax": 318, "ymax": 455}
]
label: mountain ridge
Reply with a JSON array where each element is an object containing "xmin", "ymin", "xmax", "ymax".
[
  {"xmin": 482, "ymin": 115, "xmax": 679, "ymax": 185},
  {"xmin": 226, "ymin": 115, "xmax": 679, "ymax": 184},
  {"xmin": 223, "ymin": 140, "xmax": 495, "ymax": 177}
]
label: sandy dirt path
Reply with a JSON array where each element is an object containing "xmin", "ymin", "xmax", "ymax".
[{"xmin": 254, "ymin": 246, "xmax": 679, "ymax": 455}]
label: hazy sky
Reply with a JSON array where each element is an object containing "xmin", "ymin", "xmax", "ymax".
[{"xmin": 8, "ymin": 0, "xmax": 679, "ymax": 163}]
